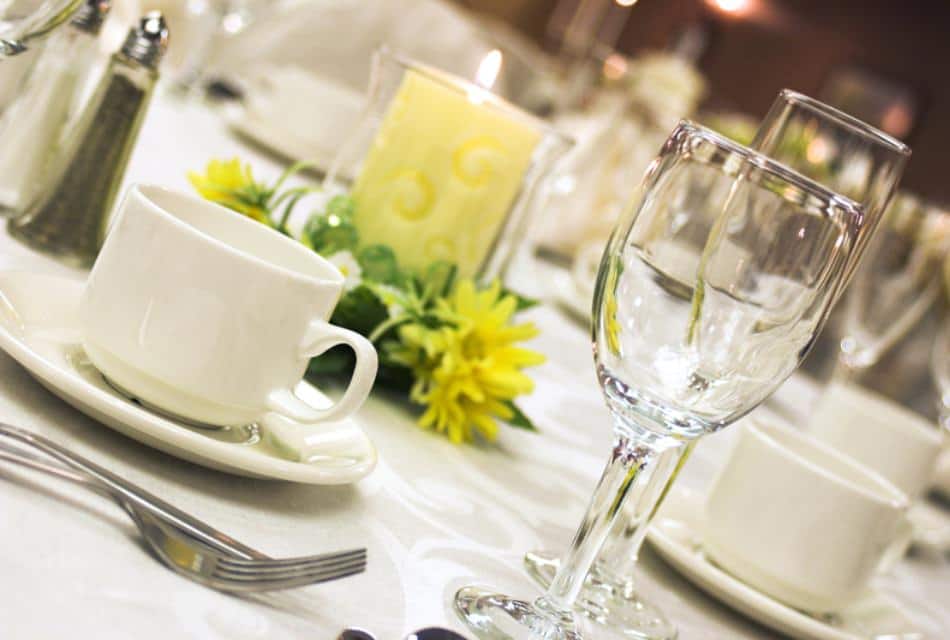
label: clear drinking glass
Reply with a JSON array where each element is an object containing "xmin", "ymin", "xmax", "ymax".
[
  {"xmin": 838, "ymin": 198, "xmax": 950, "ymax": 372},
  {"xmin": 324, "ymin": 47, "xmax": 573, "ymax": 281},
  {"xmin": 455, "ymin": 121, "xmax": 863, "ymax": 640},
  {"xmin": 0, "ymin": 0, "xmax": 85, "ymax": 55},
  {"xmin": 522, "ymin": 90, "xmax": 910, "ymax": 639},
  {"xmin": 752, "ymin": 89, "xmax": 911, "ymax": 288}
]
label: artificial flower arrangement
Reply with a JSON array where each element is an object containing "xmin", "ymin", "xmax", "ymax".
[{"xmin": 189, "ymin": 158, "xmax": 543, "ymax": 444}]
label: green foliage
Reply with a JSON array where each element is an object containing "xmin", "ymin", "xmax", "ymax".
[
  {"xmin": 356, "ymin": 244, "xmax": 404, "ymax": 286},
  {"xmin": 330, "ymin": 285, "xmax": 390, "ymax": 336},
  {"xmin": 503, "ymin": 401, "xmax": 539, "ymax": 432},
  {"xmin": 304, "ymin": 213, "xmax": 359, "ymax": 255}
]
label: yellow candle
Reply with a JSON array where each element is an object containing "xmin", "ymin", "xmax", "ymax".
[{"xmin": 349, "ymin": 69, "xmax": 542, "ymax": 277}]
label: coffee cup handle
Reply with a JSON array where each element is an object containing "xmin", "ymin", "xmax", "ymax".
[
  {"xmin": 877, "ymin": 514, "xmax": 913, "ymax": 574},
  {"xmin": 266, "ymin": 322, "xmax": 378, "ymax": 424}
]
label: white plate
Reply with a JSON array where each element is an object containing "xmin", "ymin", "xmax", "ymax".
[
  {"xmin": 646, "ymin": 486, "xmax": 922, "ymax": 640},
  {"xmin": 223, "ymin": 66, "xmax": 364, "ymax": 173},
  {"xmin": 0, "ymin": 271, "xmax": 377, "ymax": 484}
]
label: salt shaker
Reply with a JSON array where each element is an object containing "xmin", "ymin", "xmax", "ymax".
[
  {"xmin": 8, "ymin": 12, "xmax": 169, "ymax": 267},
  {"xmin": 0, "ymin": 0, "xmax": 111, "ymax": 217}
]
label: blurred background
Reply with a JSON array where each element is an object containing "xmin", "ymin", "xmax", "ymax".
[{"xmin": 460, "ymin": 0, "xmax": 949, "ymax": 202}]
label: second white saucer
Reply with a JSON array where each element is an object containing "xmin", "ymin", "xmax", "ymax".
[{"xmin": 646, "ymin": 486, "xmax": 920, "ymax": 640}]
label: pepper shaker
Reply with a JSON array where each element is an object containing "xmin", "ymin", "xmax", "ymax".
[{"xmin": 8, "ymin": 12, "xmax": 169, "ymax": 267}]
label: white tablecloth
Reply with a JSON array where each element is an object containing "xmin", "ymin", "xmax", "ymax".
[{"xmin": 0, "ymin": 92, "xmax": 947, "ymax": 639}]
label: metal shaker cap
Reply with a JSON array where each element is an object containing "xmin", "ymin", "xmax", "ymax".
[
  {"xmin": 71, "ymin": 0, "xmax": 112, "ymax": 34},
  {"xmin": 120, "ymin": 11, "xmax": 169, "ymax": 70}
]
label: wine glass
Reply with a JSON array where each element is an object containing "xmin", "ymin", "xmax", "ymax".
[
  {"xmin": 751, "ymin": 89, "xmax": 911, "ymax": 289},
  {"xmin": 522, "ymin": 91, "xmax": 909, "ymax": 639},
  {"xmin": 838, "ymin": 198, "xmax": 950, "ymax": 372},
  {"xmin": 0, "ymin": 0, "xmax": 86, "ymax": 56},
  {"xmin": 455, "ymin": 121, "xmax": 863, "ymax": 640}
]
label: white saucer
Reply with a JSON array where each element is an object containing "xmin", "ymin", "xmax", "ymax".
[
  {"xmin": 0, "ymin": 271, "xmax": 377, "ymax": 484},
  {"xmin": 646, "ymin": 486, "xmax": 921, "ymax": 640}
]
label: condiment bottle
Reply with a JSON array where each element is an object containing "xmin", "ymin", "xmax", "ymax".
[
  {"xmin": 0, "ymin": 0, "xmax": 111, "ymax": 216},
  {"xmin": 8, "ymin": 12, "xmax": 169, "ymax": 267}
]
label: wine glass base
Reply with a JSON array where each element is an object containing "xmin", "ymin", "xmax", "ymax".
[
  {"xmin": 454, "ymin": 586, "xmax": 585, "ymax": 640},
  {"xmin": 524, "ymin": 551, "xmax": 677, "ymax": 640}
]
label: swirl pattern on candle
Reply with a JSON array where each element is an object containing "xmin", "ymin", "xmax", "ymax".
[
  {"xmin": 452, "ymin": 136, "xmax": 506, "ymax": 188},
  {"xmin": 388, "ymin": 169, "xmax": 434, "ymax": 221},
  {"xmin": 425, "ymin": 235, "xmax": 458, "ymax": 263}
]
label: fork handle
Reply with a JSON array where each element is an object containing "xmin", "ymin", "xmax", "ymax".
[{"xmin": 0, "ymin": 424, "xmax": 269, "ymax": 560}]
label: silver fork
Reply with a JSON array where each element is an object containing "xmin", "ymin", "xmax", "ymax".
[{"xmin": 0, "ymin": 425, "xmax": 367, "ymax": 591}]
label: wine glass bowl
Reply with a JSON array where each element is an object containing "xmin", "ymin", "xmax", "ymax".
[
  {"xmin": 595, "ymin": 124, "xmax": 858, "ymax": 440},
  {"xmin": 751, "ymin": 89, "xmax": 910, "ymax": 287}
]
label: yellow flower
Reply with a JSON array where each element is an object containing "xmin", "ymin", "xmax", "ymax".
[
  {"xmin": 390, "ymin": 280, "xmax": 545, "ymax": 443},
  {"xmin": 188, "ymin": 158, "xmax": 270, "ymax": 223}
]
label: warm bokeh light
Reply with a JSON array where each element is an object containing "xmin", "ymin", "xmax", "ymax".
[
  {"xmin": 706, "ymin": 0, "xmax": 752, "ymax": 15},
  {"xmin": 475, "ymin": 49, "xmax": 503, "ymax": 90},
  {"xmin": 806, "ymin": 137, "xmax": 833, "ymax": 164},
  {"xmin": 615, "ymin": 0, "xmax": 639, "ymax": 6},
  {"xmin": 602, "ymin": 53, "xmax": 628, "ymax": 81},
  {"xmin": 881, "ymin": 103, "xmax": 913, "ymax": 138}
]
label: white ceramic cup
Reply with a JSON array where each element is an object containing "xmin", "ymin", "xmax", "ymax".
[
  {"xmin": 704, "ymin": 419, "xmax": 911, "ymax": 613},
  {"xmin": 809, "ymin": 381, "xmax": 944, "ymax": 499},
  {"xmin": 80, "ymin": 184, "xmax": 378, "ymax": 427}
]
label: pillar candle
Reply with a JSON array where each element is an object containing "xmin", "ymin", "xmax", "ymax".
[{"xmin": 349, "ymin": 69, "xmax": 542, "ymax": 277}]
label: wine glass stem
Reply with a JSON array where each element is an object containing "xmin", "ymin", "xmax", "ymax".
[
  {"xmin": 595, "ymin": 439, "xmax": 695, "ymax": 585},
  {"xmin": 535, "ymin": 424, "xmax": 686, "ymax": 617}
]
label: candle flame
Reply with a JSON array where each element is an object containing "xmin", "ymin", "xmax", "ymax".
[{"xmin": 476, "ymin": 50, "xmax": 503, "ymax": 90}]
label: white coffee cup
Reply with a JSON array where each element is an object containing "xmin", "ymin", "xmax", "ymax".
[
  {"xmin": 80, "ymin": 184, "xmax": 378, "ymax": 427},
  {"xmin": 704, "ymin": 419, "xmax": 910, "ymax": 613},
  {"xmin": 810, "ymin": 381, "xmax": 944, "ymax": 499}
]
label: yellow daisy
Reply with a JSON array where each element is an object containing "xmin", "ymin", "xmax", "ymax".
[
  {"xmin": 188, "ymin": 158, "xmax": 270, "ymax": 223},
  {"xmin": 391, "ymin": 280, "xmax": 544, "ymax": 443}
]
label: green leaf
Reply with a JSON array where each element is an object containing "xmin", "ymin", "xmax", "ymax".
[
  {"xmin": 503, "ymin": 401, "xmax": 539, "ymax": 432},
  {"xmin": 357, "ymin": 244, "xmax": 403, "ymax": 286},
  {"xmin": 326, "ymin": 194, "xmax": 356, "ymax": 220},
  {"xmin": 375, "ymin": 362, "xmax": 414, "ymax": 393},
  {"xmin": 304, "ymin": 214, "xmax": 359, "ymax": 256},
  {"xmin": 307, "ymin": 345, "xmax": 354, "ymax": 377},
  {"xmin": 330, "ymin": 285, "xmax": 390, "ymax": 336},
  {"xmin": 421, "ymin": 261, "xmax": 457, "ymax": 301},
  {"xmin": 501, "ymin": 287, "xmax": 540, "ymax": 312}
]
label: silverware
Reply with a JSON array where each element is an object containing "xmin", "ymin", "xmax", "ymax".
[
  {"xmin": 0, "ymin": 425, "xmax": 367, "ymax": 591},
  {"xmin": 0, "ymin": 422, "xmax": 267, "ymax": 559},
  {"xmin": 121, "ymin": 504, "xmax": 366, "ymax": 592}
]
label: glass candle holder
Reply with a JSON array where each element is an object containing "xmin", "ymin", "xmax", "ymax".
[{"xmin": 324, "ymin": 47, "xmax": 572, "ymax": 280}]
